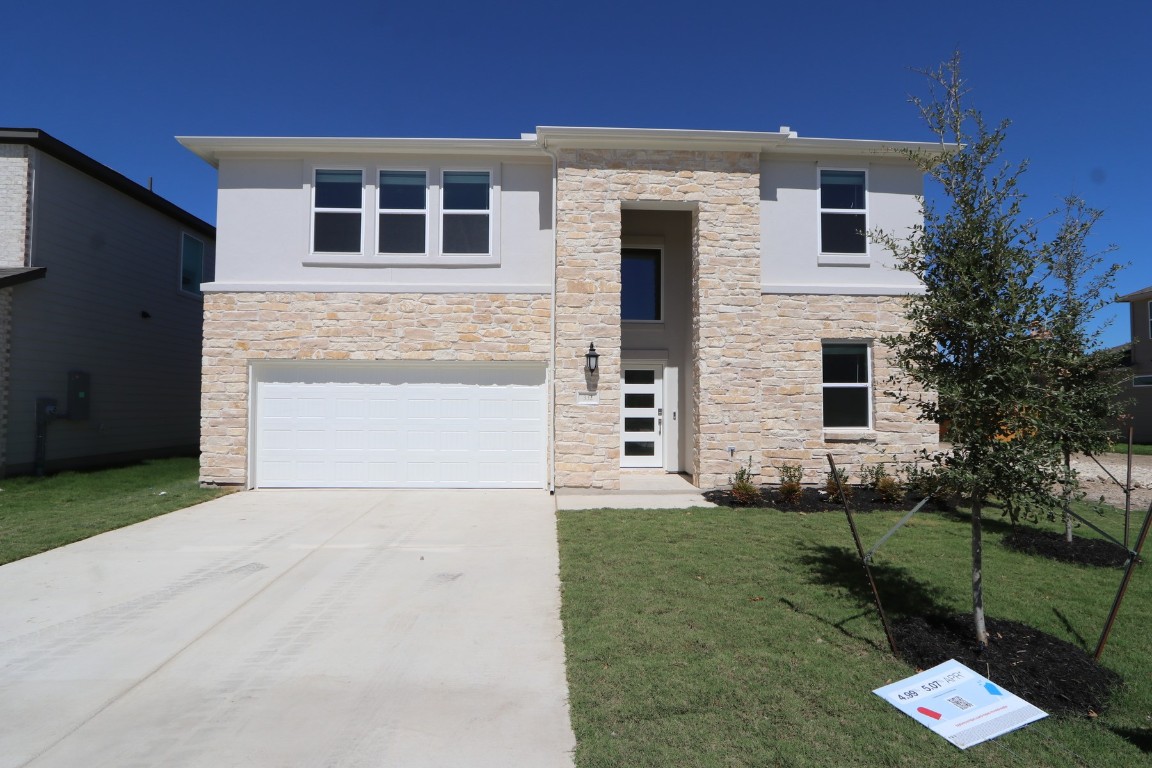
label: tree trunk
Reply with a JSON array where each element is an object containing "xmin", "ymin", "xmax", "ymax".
[
  {"xmin": 971, "ymin": 496, "xmax": 989, "ymax": 647},
  {"xmin": 1064, "ymin": 448, "xmax": 1074, "ymax": 544}
]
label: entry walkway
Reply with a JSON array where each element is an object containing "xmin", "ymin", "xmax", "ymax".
[
  {"xmin": 555, "ymin": 471, "xmax": 717, "ymax": 510},
  {"xmin": 0, "ymin": 490, "xmax": 575, "ymax": 768}
]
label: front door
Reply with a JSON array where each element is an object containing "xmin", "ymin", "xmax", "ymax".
[{"xmin": 621, "ymin": 365, "xmax": 663, "ymax": 468}]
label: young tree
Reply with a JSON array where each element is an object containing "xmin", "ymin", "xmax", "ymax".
[
  {"xmin": 875, "ymin": 54, "xmax": 1071, "ymax": 647},
  {"xmin": 1040, "ymin": 197, "xmax": 1124, "ymax": 542}
]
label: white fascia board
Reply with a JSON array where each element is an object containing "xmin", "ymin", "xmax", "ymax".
[
  {"xmin": 535, "ymin": 126, "xmax": 950, "ymax": 158},
  {"xmin": 535, "ymin": 125, "xmax": 782, "ymax": 152},
  {"xmin": 177, "ymin": 136, "xmax": 546, "ymax": 168}
]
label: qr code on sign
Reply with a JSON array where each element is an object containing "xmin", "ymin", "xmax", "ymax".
[{"xmin": 948, "ymin": 696, "xmax": 973, "ymax": 711}]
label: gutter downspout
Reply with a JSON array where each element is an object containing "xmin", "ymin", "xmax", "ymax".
[{"xmin": 540, "ymin": 140, "xmax": 558, "ymax": 494}]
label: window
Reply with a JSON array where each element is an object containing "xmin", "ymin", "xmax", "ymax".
[
  {"xmin": 1147, "ymin": 301, "xmax": 1151, "ymax": 342},
  {"xmin": 822, "ymin": 343, "xmax": 871, "ymax": 428},
  {"xmin": 820, "ymin": 169, "xmax": 867, "ymax": 254},
  {"xmin": 621, "ymin": 248, "xmax": 662, "ymax": 321},
  {"xmin": 313, "ymin": 169, "xmax": 363, "ymax": 253},
  {"xmin": 1134, "ymin": 375, "xmax": 1152, "ymax": 387},
  {"xmin": 180, "ymin": 233, "xmax": 205, "ymax": 296},
  {"xmin": 378, "ymin": 170, "xmax": 427, "ymax": 254},
  {"xmin": 442, "ymin": 171, "xmax": 490, "ymax": 255}
]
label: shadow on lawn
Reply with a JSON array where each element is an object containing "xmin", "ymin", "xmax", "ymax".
[
  {"xmin": 1111, "ymin": 726, "xmax": 1152, "ymax": 754},
  {"xmin": 797, "ymin": 543, "xmax": 953, "ymax": 620}
]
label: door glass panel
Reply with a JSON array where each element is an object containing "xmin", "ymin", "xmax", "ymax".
[
  {"xmin": 624, "ymin": 417, "xmax": 655, "ymax": 433},
  {"xmin": 624, "ymin": 441, "xmax": 655, "ymax": 456},
  {"xmin": 624, "ymin": 393, "xmax": 655, "ymax": 409},
  {"xmin": 624, "ymin": 369, "xmax": 656, "ymax": 385}
]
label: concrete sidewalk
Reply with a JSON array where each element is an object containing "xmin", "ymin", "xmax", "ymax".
[{"xmin": 0, "ymin": 490, "xmax": 575, "ymax": 768}]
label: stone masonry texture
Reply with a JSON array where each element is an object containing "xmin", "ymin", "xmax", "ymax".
[
  {"xmin": 554, "ymin": 149, "xmax": 763, "ymax": 490},
  {"xmin": 200, "ymin": 292, "xmax": 551, "ymax": 486},
  {"xmin": 759, "ymin": 293, "xmax": 937, "ymax": 485}
]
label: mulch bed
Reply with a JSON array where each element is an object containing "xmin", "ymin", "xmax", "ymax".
[
  {"xmin": 703, "ymin": 485, "xmax": 944, "ymax": 513},
  {"xmin": 1002, "ymin": 527, "xmax": 1134, "ymax": 568},
  {"xmin": 892, "ymin": 614, "xmax": 1122, "ymax": 717}
]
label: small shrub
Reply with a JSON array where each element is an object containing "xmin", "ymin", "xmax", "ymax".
[
  {"xmin": 778, "ymin": 464, "xmax": 804, "ymax": 503},
  {"xmin": 861, "ymin": 463, "xmax": 904, "ymax": 503},
  {"xmin": 729, "ymin": 456, "xmax": 761, "ymax": 506},
  {"xmin": 824, "ymin": 467, "xmax": 853, "ymax": 504},
  {"xmin": 902, "ymin": 462, "xmax": 953, "ymax": 503}
]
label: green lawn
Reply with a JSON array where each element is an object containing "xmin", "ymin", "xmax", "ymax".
[
  {"xmin": 0, "ymin": 458, "xmax": 227, "ymax": 565},
  {"xmin": 1105, "ymin": 443, "xmax": 1152, "ymax": 456},
  {"xmin": 558, "ymin": 503, "xmax": 1151, "ymax": 767}
]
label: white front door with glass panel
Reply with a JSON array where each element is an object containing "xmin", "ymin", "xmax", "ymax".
[{"xmin": 621, "ymin": 365, "xmax": 663, "ymax": 468}]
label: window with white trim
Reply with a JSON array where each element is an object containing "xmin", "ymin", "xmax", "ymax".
[
  {"xmin": 1147, "ymin": 300, "xmax": 1151, "ymax": 342},
  {"xmin": 180, "ymin": 233, "xmax": 205, "ymax": 296},
  {"xmin": 313, "ymin": 169, "xmax": 363, "ymax": 253},
  {"xmin": 441, "ymin": 170, "xmax": 491, "ymax": 255},
  {"xmin": 822, "ymin": 343, "xmax": 871, "ymax": 428},
  {"xmin": 378, "ymin": 170, "xmax": 427, "ymax": 254},
  {"xmin": 820, "ymin": 169, "xmax": 867, "ymax": 254}
]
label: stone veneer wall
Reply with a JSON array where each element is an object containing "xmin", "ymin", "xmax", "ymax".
[
  {"xmin": 200, "ymin": 292, "xmax": 551, "ymax": 486},
  {"xmin": 554, "ymin": 149, "xmax": 762, "ymax": 489},
  {"xmin": 759, "ymin": 293, "xmax": 937, "ymax": 483}
]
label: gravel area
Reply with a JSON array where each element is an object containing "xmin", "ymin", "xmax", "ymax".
[{"xmin": 1069, "ymin": 452, "xmax": 1152, "ymax": 515}]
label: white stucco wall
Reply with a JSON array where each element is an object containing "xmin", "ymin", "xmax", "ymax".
[
  {"xmin": 760, "ymin": 155, "xmax": 923, "ymax": 294},
  {"xmin": 211, "ymin": 155, "xmax": 553, "ymax": 292}
]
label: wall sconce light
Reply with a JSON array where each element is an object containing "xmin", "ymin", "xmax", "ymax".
[{"xmin": 585, "ymin": 343, "xmax": 600, "ymax": 375}]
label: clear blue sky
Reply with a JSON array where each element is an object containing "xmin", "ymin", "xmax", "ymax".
[{"xmin": 4, "ymin": 0, "xmax": 1147, "ymax": 346}]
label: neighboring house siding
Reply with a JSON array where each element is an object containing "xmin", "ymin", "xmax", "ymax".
[
  {"xmin": 554, "ymin": 148, "xmax": 763, "ymax": 490},
  {"xmin": 0, "ymin": 288, "xmax": 11, "ymax": 472},
  {"xmin": 200, "ymin": 292, "xmax": 552, "ymax": 486},
  {"xmin": 4, "ymin": 150, "xmax": 207, "ymax": 472},
  {"xmin": 212, "ymin": 157, "xmax": 552, "ymax": 291},
  {"xmin": 1124, "ymin": 298, "xmax": 1152, "ymax": 442},
  {"xmin": 759, "ymin": 293, "xmax": 937, "ymax": 479}
]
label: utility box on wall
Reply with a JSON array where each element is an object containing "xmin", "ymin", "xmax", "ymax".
[{"xmin": 67, "ymin": 370, "xmax": 91, "ymax": 421}]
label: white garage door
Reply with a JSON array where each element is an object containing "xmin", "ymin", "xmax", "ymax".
[{"xmin": 253, "ymin": 363, "xmax": 546, "ymax": 489}]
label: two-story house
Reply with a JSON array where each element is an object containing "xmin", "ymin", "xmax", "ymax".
[
  {"xmin": 1, "ymin": 129, "xmax": 215, "ymax": 476},
  {"xmin": 1117, "ymin": 285, "xmax": 1152, "ymax": 442},
  {"xmin": 179, "ymin": 126, "xmax": 939, "ymax": 491}
]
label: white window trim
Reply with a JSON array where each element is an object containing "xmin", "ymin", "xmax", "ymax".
[
  {"xmin": 821, "ymin": 341, "xmax": 873, "ymax": 431},
  {"xmin": 1146, "ymin": 300, "xmax": 1151, "ymax": 342},
  {"xmin": 310, "ymin": 167, "xmax": 365, "ymax": 256},
  {"xmin": 376, "ymin": 168, "xmax": 429, "ymax": 258},
  {"xmin": 302, "ymin": 164, "xmax": 501, "ymax": 267},
  {"xmin": 817, "ymin": 166, "xmax": 869, "ymax": 266},
  {"xmin": 439, "ymin": 168, "xmax": 494, "ymax": 262},
  {"xmin": 178, "ymin": 231, "xmax": 206, "ymax": 298}
]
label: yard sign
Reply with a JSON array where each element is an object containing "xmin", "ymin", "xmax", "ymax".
[{"xmin": 873, "ymin": 659, "xmax": 1047, "ymax": 749}]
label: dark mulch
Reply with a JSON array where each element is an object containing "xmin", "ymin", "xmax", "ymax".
[
  {"xmin": 704, "ymin": 485, "xmax": 944, "ymax": 513},
  {"xmin": 1002, "ymin": 527, "xmax": 1134, "ymax": 568},
  {"xmin": 892, "ymin": 614, "xmax": 1122, "ymax": 717}
]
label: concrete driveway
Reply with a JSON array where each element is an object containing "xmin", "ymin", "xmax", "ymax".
[{"xmin": 0, "ymin": 490, "xmax": 575, "ymax": 767}]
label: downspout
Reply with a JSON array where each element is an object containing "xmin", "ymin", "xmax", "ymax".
[{"xmin": 540, "ymin": 139, "xmax": 559, "ymax": 494}]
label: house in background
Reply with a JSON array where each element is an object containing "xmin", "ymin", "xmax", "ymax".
[
  {"xmin": 1117, "ymin": 285, "xmax": 1152, "ymax": 443},
  {"xmin": 0, "ymin": 128, "xmax": 215, "ymax": 475},
  {"xmin": 179, "ymin": 126, "xmax": 939, "ymax": 491}
]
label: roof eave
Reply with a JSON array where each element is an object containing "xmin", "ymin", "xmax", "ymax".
[{"xmin": 177, "ymin": 136, "xmax": 547, "ymax": 167}]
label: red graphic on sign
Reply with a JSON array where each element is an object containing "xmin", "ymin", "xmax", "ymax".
[{"xmin": 917, "ymin": 707, "xmax": 943, "ymax": 720}]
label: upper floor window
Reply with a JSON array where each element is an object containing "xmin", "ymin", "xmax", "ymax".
[
  {"xmin": 822, "ymin": 342, "xmax": 871, "ymax": 428},
  {"xmin": 378, "ymin": 170, "xmax": 427, "ymax": 254},
  {"xmin": 442, "ymin": 171, "xmax": 491, "ymax": 255},
  {"xmin": 1147, "ymin": 300, "xmax": 1151, "ymax": 341},
  {"xmin": 820, "ymin": 169, "xmax": 867, "ymax": 254},
  {"xmin": 313, "ymin": 170, "xmax": 363, "ymax": 253},
  {"xmin": 621, "ymin": 248, "xmax": 662, "ymax": 321},
  {"xmin": 180, "ymin": 233, "xmax": 205, "ymax": 296}
]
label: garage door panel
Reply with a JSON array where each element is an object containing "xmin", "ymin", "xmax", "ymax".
[{"xmin": 254, "ymin": 364, "xmax": 545, "ymax": 488}]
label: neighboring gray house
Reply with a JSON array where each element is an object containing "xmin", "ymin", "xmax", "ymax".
[
  {"xmin": 1117, "ymin": 285, "xmax": 1152, "ymax": 443},
  {"xmin": 180, "ymin": 126, "xmax": 940, "ymax": 491},
  {"xmin": 0, "ymin": 128, "xmax": 215, "ymax": 475}
]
